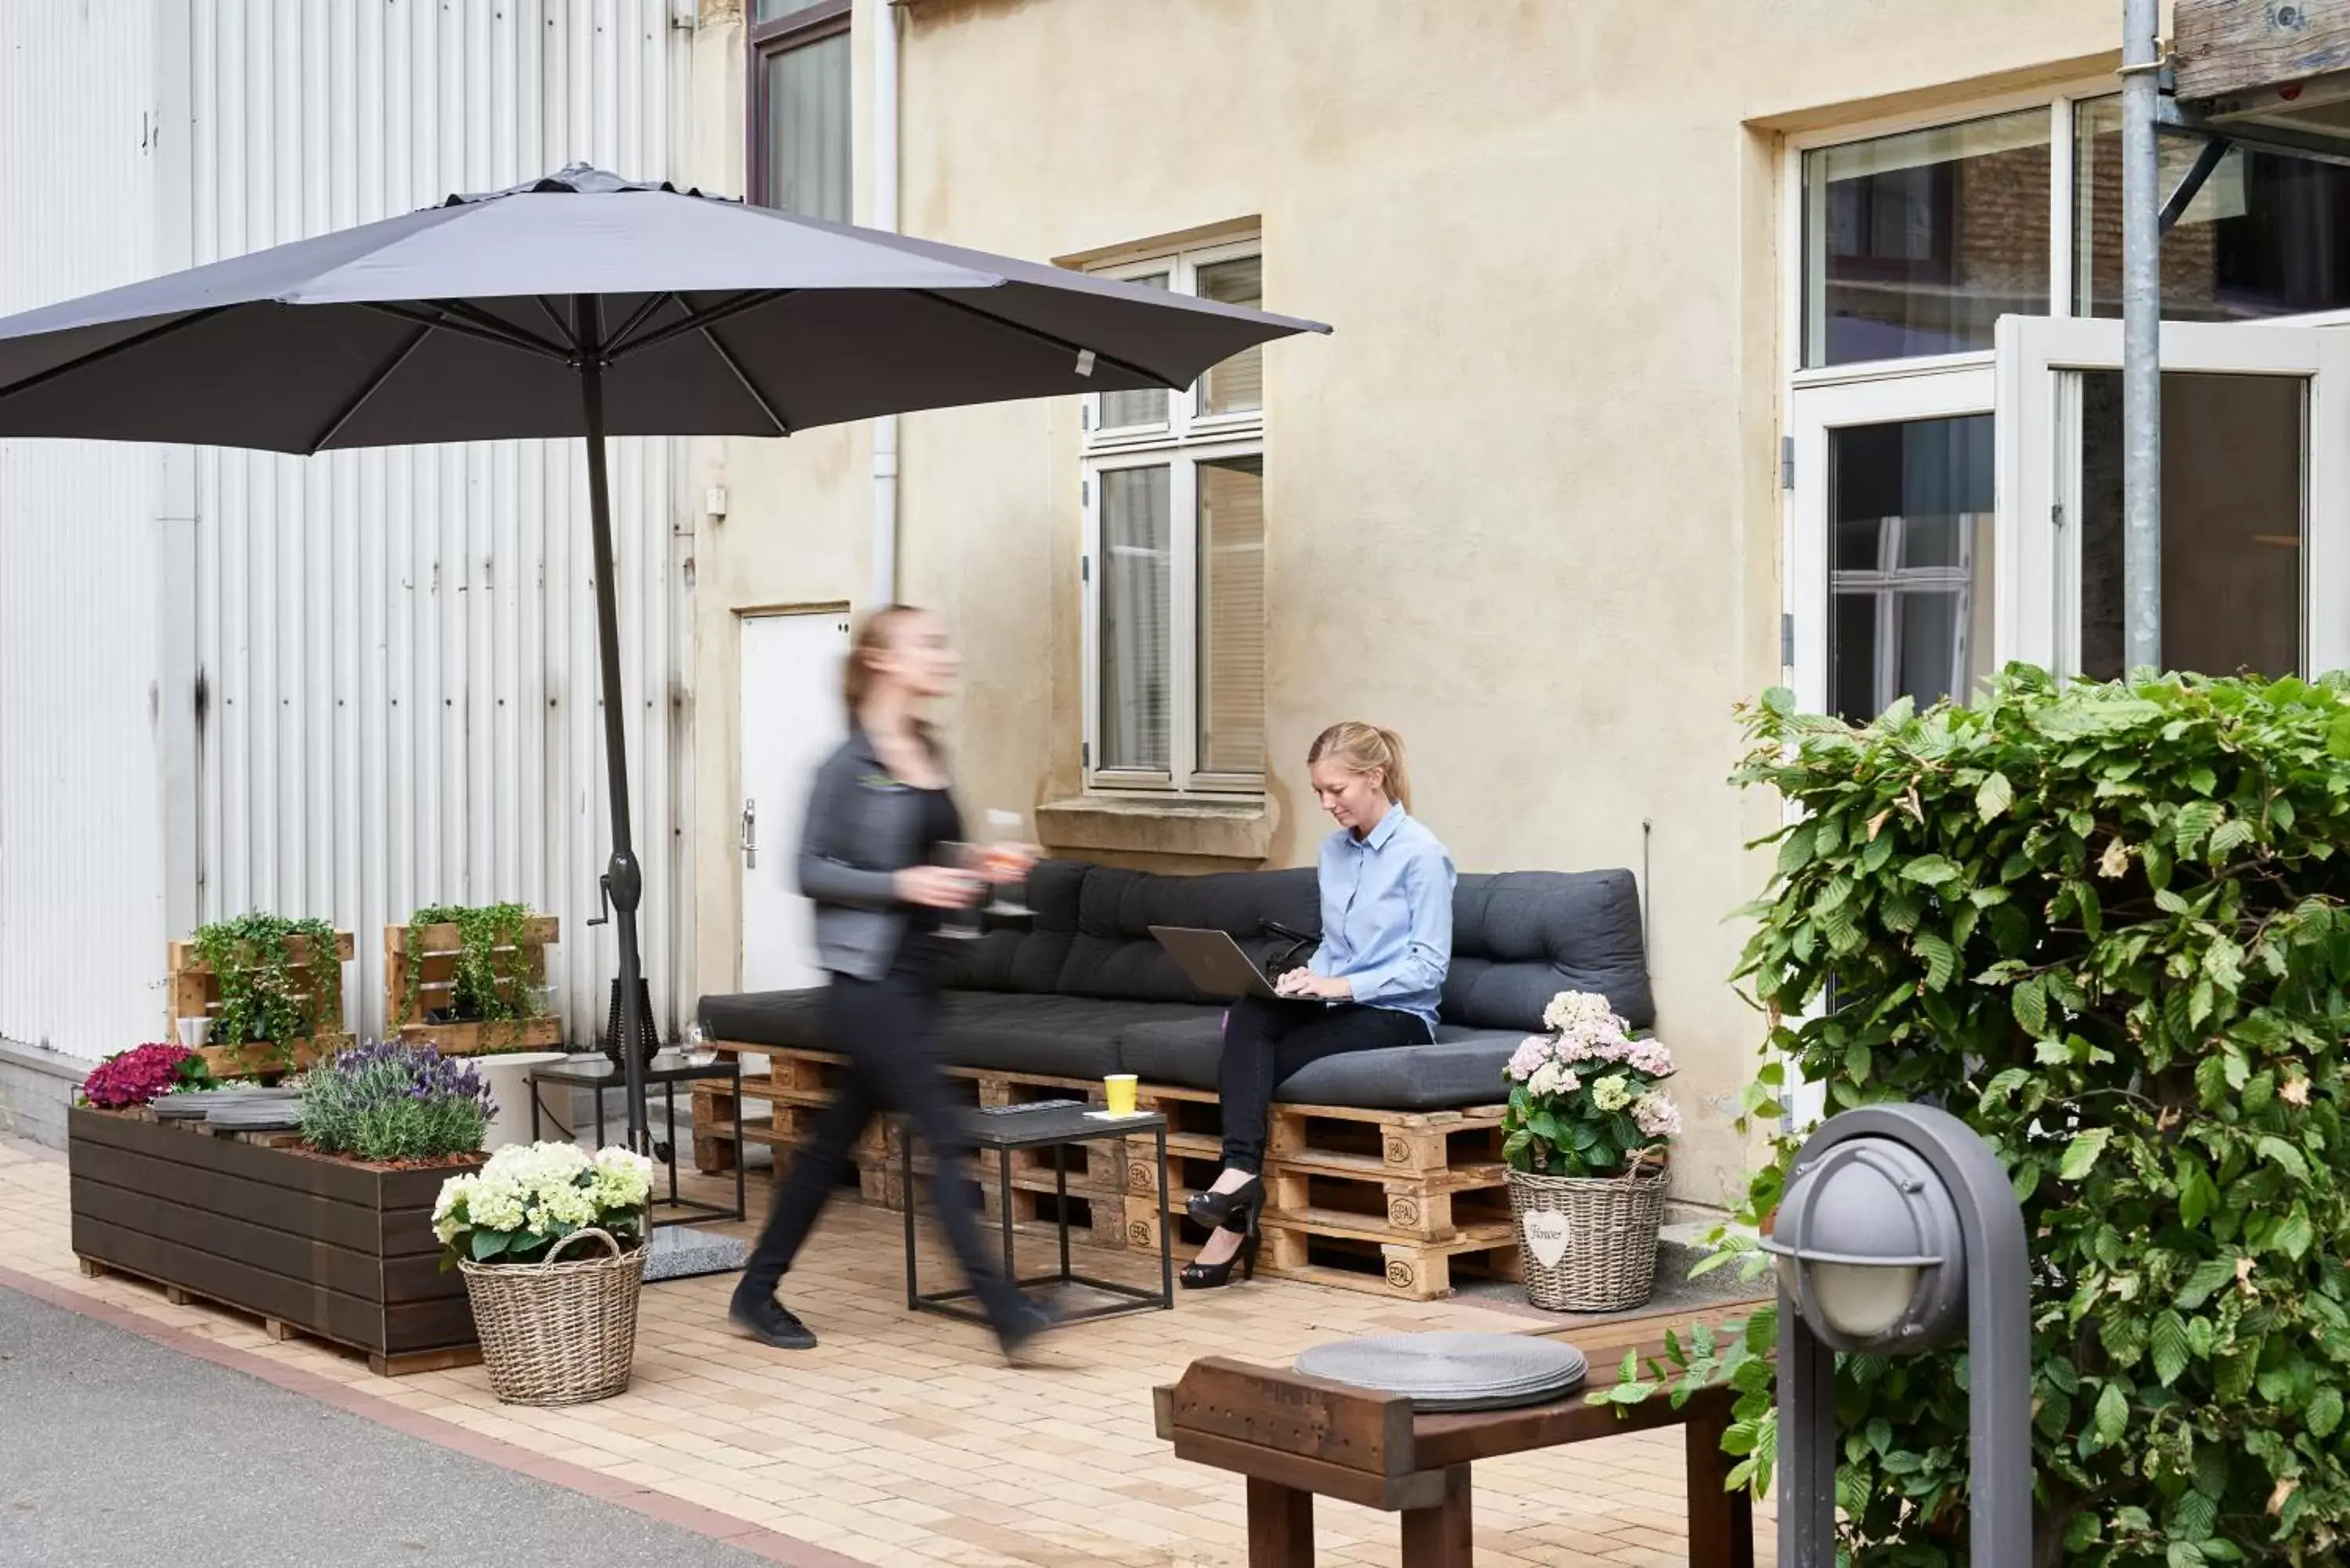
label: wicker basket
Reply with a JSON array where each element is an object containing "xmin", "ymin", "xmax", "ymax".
[
  {"xmin": 457, "ymin": 1226, "xmax": 646, "ymax": 1405},
  {"xmin": 1506, "ymin": 1157, "xmax": 1669, "ymax": 1313}
]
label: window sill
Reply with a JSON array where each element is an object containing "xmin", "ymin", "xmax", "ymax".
[{"xmin": 1036, "ymin": 794, "xmax": 1273, "ymax": 862}]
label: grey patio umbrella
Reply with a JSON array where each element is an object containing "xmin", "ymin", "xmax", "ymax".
[{"xmin": 0, "ymin": 164, "xmax": 1327, "ymax": 1151}]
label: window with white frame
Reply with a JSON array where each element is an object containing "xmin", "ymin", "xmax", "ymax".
[{"xmin": 1082, "ymin": 239, "xmax": 1266, "ymax": 793}]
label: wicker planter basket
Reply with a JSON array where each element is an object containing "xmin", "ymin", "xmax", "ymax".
[
  {"xmin": 1506, "ymin": 1158, "xmax": 1669, "ymax": 1313},
  {"xmin": 457, "ymin": 1227, "xmax": 645, "ymax": 1405}
]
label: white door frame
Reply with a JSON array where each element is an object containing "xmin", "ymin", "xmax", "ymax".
[
  {"xmin": 1995, "ymin": 315, "xmax": 2350, "ymax": 677},
  {"xmin": 1787, "ymin": 364, "xmax": 1998, "ymax": 715}
]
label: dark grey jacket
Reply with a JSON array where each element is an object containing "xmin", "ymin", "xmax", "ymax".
[{"xmin": 796, "ymin": 726, "xmax": 961, "ymax": 981}]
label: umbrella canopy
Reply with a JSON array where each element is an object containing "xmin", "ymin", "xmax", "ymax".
[
  {"xmin": 0, "ymin": 164, "xmax": 1329, "ymax": 1148},
  {"xmin": 0, "ymin": 166, "xmax": 1322, "ymax": 450}
]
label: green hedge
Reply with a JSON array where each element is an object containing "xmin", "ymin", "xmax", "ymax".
[{"xmin": 1729, "ymin": 668, "xmax": 2350, "ymax": 1566}]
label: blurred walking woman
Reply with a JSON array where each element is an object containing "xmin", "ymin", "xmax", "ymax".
[
  {"xmin": 730, "ymin": 606, "xmax": 1050, "ymax": 1357},
  {"xmin": 1181, "ymin": 722, "xmax": 1455, "ymax": 1288}
]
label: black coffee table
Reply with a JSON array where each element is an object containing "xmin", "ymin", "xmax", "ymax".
[{"xmin": 902, "ymin": 1101, "xmax": 1173, "ymax": 1327}]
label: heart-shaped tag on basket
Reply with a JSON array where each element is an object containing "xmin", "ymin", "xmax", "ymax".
[{"xmin": 1520, "ymin": 1209, "xmax": 1573, "ymax": 1270}]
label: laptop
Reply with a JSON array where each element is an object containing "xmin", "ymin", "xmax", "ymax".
[{"xmin": 1149, "ymin": 926, "xmax": 1284, "ymax": 1000}]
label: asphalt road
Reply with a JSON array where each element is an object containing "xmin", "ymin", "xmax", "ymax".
[{"xmin": 0, "ymin": 1284, "xmax": 774, "ymax": 1568}]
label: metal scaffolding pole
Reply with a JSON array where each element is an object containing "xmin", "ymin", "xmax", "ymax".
[{"xmin": 2121, "ymin": 0, "xmax": 2164, "ymax": 670}]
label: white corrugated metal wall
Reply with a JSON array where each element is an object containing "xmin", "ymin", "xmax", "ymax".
[
  {"xmin": 0, "ymin": 2, "xmax": 169, "ymax": 1060},
  {"xmin": 0, "ymin": 0, "xmax": 696, "ymax": 1059}
]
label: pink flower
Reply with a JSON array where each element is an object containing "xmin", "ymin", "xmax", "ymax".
[
  {"xmin": 83, "ymin": 1043, "xmax": 204, "ymax": 1109},
  {"xmin": 1505, "ymin": 1035, "xmax": 1553, "ymax": 1082}
]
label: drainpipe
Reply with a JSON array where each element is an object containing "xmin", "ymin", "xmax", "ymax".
[
  {"xmin": 870, "ymin": 0, "xmax": 901, "ymax": 608},
  {"xmin": 2120, "ymin": 0, "xmax": 2163, "ymax": 670}
]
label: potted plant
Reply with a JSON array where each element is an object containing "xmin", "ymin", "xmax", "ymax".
[
  {"xmin": 81, "ymin": 1043, "xmax": 212, "ymax": 1110},
  {"xmin": 170, "ymin": 914, "xmax": 352, "ymax": 1077},
  {"xmin": 70, "ymin": 1039, "xmax": 491, "ymax": 1375},
  {"xmin": 435, "ymin": 1141, "xmax": 655, "ymax": 1407},
  {"xmin": 389, "ymin": 903, "xmax": 562, "ymax": 1056},
  {"xmin": 1499, "ymin": 990, "xmax": 1682, "ymax": 1312}
]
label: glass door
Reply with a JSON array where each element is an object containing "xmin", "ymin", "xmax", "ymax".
[
  {"xmin": 1995, "ymin": 316, "xmax": 2350, "ymax": 678},
  {"xmin": 1788, "ymin": 367, "xmax": 1998, "ymax": 720}
]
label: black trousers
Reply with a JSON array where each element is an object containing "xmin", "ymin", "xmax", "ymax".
[
  {"xmin": 739, "ymin": 962, "xmax": 1024, "ymax": 1331},
  {"xmin": 1217, "ymin": 995, "xmax": 1429, "ymax": 1173}
]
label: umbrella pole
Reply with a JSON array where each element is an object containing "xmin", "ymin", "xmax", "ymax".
[{"xmin": 578, "ymin": 300, "xmax": 653, "ymax": 1156}]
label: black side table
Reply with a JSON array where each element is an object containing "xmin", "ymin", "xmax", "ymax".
[
  {"xmin": 903, "ymin": 1102, "xmax": 1173, "ymax": 1326},
  {"xmin": 528, "ymin": 1053, "xmax": 747, "ymax": 1227}
]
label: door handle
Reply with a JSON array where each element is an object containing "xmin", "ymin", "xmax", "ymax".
[{"xmin": 739, "ymin": 798, "xmax": 757, "ymax": 869}]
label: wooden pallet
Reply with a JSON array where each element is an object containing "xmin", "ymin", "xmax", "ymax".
[
  {"xmin": 697, "ymin": 1042, "xmax": 1517, "ymax": 1299},
  {"xmin": 384, "ymin": 916, "xmax": 560, "ymax": 1055},
  {"xmin": 166, "ymin": 930, "xmax": 356, "ymax": 1078}
]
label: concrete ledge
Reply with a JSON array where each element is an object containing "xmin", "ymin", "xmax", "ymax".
[
  {"xmin": 0, "ymin": 1039, "xmax": 89, "ymax": 1151},
  {"xmin": 1036, "ymin": 793, "xmax": 1274, "ymax": 862}
]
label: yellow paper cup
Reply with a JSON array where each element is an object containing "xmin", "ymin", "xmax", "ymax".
[{"xmin": 1104, "ymin": 1073, "xmax": 1139, "ymax": 1116}]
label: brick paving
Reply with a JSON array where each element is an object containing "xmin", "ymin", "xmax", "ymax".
[{"xmin": 0, "ymin": 1136, "xmax": 1773, "ymax": 1566}]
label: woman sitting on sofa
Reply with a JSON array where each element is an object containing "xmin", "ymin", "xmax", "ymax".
[{"xmin": 1181, "ymin": 721, "xmax": 1456, "ymax": 1289}]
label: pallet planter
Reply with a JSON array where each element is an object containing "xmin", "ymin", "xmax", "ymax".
[
  {"xmin": 696, "ymin": 1042, "xmax": 1517, "ymax": 1301},
  {"xmin": 385, "ymin": 915, "xmax": 561, "ymax": 1055},
  {"xmin": 166, "ymin": 930, "xmax": 356, "ymax": 1078},
  {"xmin": 67, "ymin": 1106, "xmax": 483, "ymax": 1375}
]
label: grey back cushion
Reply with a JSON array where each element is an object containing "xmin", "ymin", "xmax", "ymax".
[
  {"xmin": 1056, "ymin": 865, "xmax": 1321, "ymax": 1004},
  {"xmin": 1442, "ymin": 869, "xmax": 1653, "ymax": 1032},
  {"xmin": 942, "ymin": 858, "xmax": 1086, "ymax": 993}
]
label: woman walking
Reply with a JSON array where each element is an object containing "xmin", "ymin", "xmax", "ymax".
[
  {"xmin": 730, "ymin": 605, "xmax": 1052, "ymax": 1357},
  {"xmin": 1181, "ymin": 722, "xmax": 1455, "ymax": 1288}
]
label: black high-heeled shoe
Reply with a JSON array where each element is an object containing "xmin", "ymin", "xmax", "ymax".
[
  {"xmin": 1187, "ymin": 1174, "xmax": 1265, "ymax": 1232},
  {"xmin": 1179, "ymin": 1216, "xmax": 1262, "ymax": 1290}
]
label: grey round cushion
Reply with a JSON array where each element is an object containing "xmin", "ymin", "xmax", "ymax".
[
  {"xmin": 204, "ymin": 1097, "xmax": 306, "ymax": 1131},
  {"xmin": 1295, "ymin": 1331, "xmax": 1588, "ymax": 1412}
]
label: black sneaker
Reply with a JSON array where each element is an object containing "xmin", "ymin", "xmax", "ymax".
[
  {"xmin": 993, "ymin": 1296, "xmax": 1059, "ymax": 1362},
  {"xmin": 729, "ymin": 1284, "xmax": 818, "ymax": 1350}
]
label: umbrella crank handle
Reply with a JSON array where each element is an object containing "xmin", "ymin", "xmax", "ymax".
[{"xmin": 588, "ymin": 872, "xmax": 611, "ymax": 928}]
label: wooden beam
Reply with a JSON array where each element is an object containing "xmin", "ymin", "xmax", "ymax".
[
  {"xmin": 1168, "ymin": 1357, "xmax": 1417, "ymax": 1477},
  {"xmin": 2176, "ymin": 0, "xmax": 2350, "ymax": 102}
]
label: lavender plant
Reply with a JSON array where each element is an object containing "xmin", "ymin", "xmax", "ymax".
[{"xmin": 299, "ymin": 1040, "xmax": 493, "ymax": 1162}]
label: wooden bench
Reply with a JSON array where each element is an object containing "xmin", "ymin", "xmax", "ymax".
[{"xmin": 1152, "ymin": 1306, "xmax": 1765, "ymax": 1567}]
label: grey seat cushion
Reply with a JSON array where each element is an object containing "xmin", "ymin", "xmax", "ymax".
[
  {"xmin": 1444, "ymin": 870, "xmax": 1654, "ymax": 1033},
  {"xmin": 1116, "ymin": 1011, "xmax": 1520, "ymax": 1111},
  {"xmin": 697, "ymin": 986, "xmax": 1220, "ymax": 1082},
  {"xmin": 1058, "ymin": 865, "xmax": 1321, "ymax": 1004}
]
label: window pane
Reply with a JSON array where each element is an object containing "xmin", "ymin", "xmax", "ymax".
[
  {"xmin": 1100, "ymin": 273, "xmax": 1172, "ymax": 430},
  {"xmin": 1828, "ymin": 415, "xmax": 1995, "ymax": 723},
  {"xmin": 1100, "ymin": 467, "xmax": 1173, "ymax": 771},
  {"xmin": 760, "ymin": 34, "xmax": 851, "ymax": 222},
  {"xmin": 2076, "ymin": 371, "xmax": 2303, "ymax": 681},
  {"xmin": 1197, "ymin": 457, "xmax": 1265, "ymax": 775},
  {"xmin": 1196, "ymin": 256, "xmax": 1264, "ymax": 417},
  {"xmin": 2075, "ymin": 97, "xmax": 2350, "ymax": 320},
  {"xmin": 1803, "ymin": 110, "xmax": 2052, "ymax": 367}
]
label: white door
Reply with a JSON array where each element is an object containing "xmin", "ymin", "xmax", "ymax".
[
  {"xmin": 739, "ymin": 611, "xmax": 851, "ymax": 992},
  {"xmin": 1995, "ymin": 316, "xmax": 2350, "ymax": 678}
]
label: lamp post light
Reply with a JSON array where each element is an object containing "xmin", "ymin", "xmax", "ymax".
[{"xmin": 1760, "ymin": 1103, "xmax": 2032, "ymax": 1567}]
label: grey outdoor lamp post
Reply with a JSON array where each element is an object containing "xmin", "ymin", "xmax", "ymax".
[{"xmin": 1760, "ymin": 1103, "xmax": 2033, "ymax": 1567}]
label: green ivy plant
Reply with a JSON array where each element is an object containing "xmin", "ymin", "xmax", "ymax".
[
  {"xmin": 400, "ymin": 903, "xmax": 536, "ymax": 1027},
  {"xmin": 1665, "ymin": 668, "xmax": 2350, "ymax": 1567},
  {"xmin": 190, "ymin": 912, "xmax": 343, "ymax": 1068}
]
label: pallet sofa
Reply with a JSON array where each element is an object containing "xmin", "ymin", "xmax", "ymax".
[{"xmin": 694, "ymin": 858, "xmax": 1653, "ymax": 1300}]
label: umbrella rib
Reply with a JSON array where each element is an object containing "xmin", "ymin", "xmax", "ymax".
[
  {"xmin": 604, "ymin": 292, "xmax": 677, "ymax": 359},
  {"xmin": 697, "ymin": 321, "xmax": 791, "ymax": 436},
  {"xmin": 911, "ymin": 289, "xmax": 1182, "ymax": 389},
  {"xmin": 433, "ymin": 298, "xmax": 569, "ymax": 359},
  {"xmin": 360, "ymin": 302, "xmax": 569, "ymax": 363},
  {"xmin": 0, "ymin": 305, "xmax": 232, "ymax": 405},
  {"xmin": 309, "ymin": 321, "xmax": 434, "ymax": 453},
  {"xmin": 531, "ymin": 295, "xmax": 582, "ymax": 353},
  {"xmin": 606, "ymin": 289, "xmax": 791, "ymax": 363}
]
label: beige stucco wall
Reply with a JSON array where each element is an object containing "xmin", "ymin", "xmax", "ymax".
[{"xmin": 684, "ymin": 0, "xmax": 2123, "ymax": 1209}]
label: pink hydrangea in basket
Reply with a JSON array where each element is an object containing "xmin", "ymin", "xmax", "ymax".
[
  {"xmin": 1499, "ymin": 991, "xmax": 1680, "ymax": 1312},
  {"xmin": 81, "ymin": 1043, "xmax": 211, "ymax": 1110}
]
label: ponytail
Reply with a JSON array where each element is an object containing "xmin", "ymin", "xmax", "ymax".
[{"xmin": 1308, "ymin": 721, "xmax": 1411, "ymax": 812}]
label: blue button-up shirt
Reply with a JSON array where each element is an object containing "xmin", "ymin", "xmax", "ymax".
[{"xmin": 1308, "ymin": 803, "xmax": 1455, "ymax": 1036}]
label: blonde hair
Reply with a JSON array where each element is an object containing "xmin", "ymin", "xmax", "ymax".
[
  {"xmin": 1308, "ymin": 721, "xmax": 1411, "ymax": 812},
  {"xmin": 842, "ymin": 605, "xmax": 924, "ymax": 721}
]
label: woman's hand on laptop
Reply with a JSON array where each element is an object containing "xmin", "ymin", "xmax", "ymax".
[{"xmin": 1275, "ymin": 970, "xmax": 1352, "ymax": 1002}]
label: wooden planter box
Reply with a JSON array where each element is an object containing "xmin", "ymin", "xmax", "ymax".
[
  {"xmin": 166, "ymin": 930, "xmax": 356, "ymax": 1078},
  {"xmin": 385, "ymin": 916, "xmax": 561, "ymax": 1056},
  {"xmin": 67, "ymin": 1107, "xmax": 483, "ymax": 1375}
]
